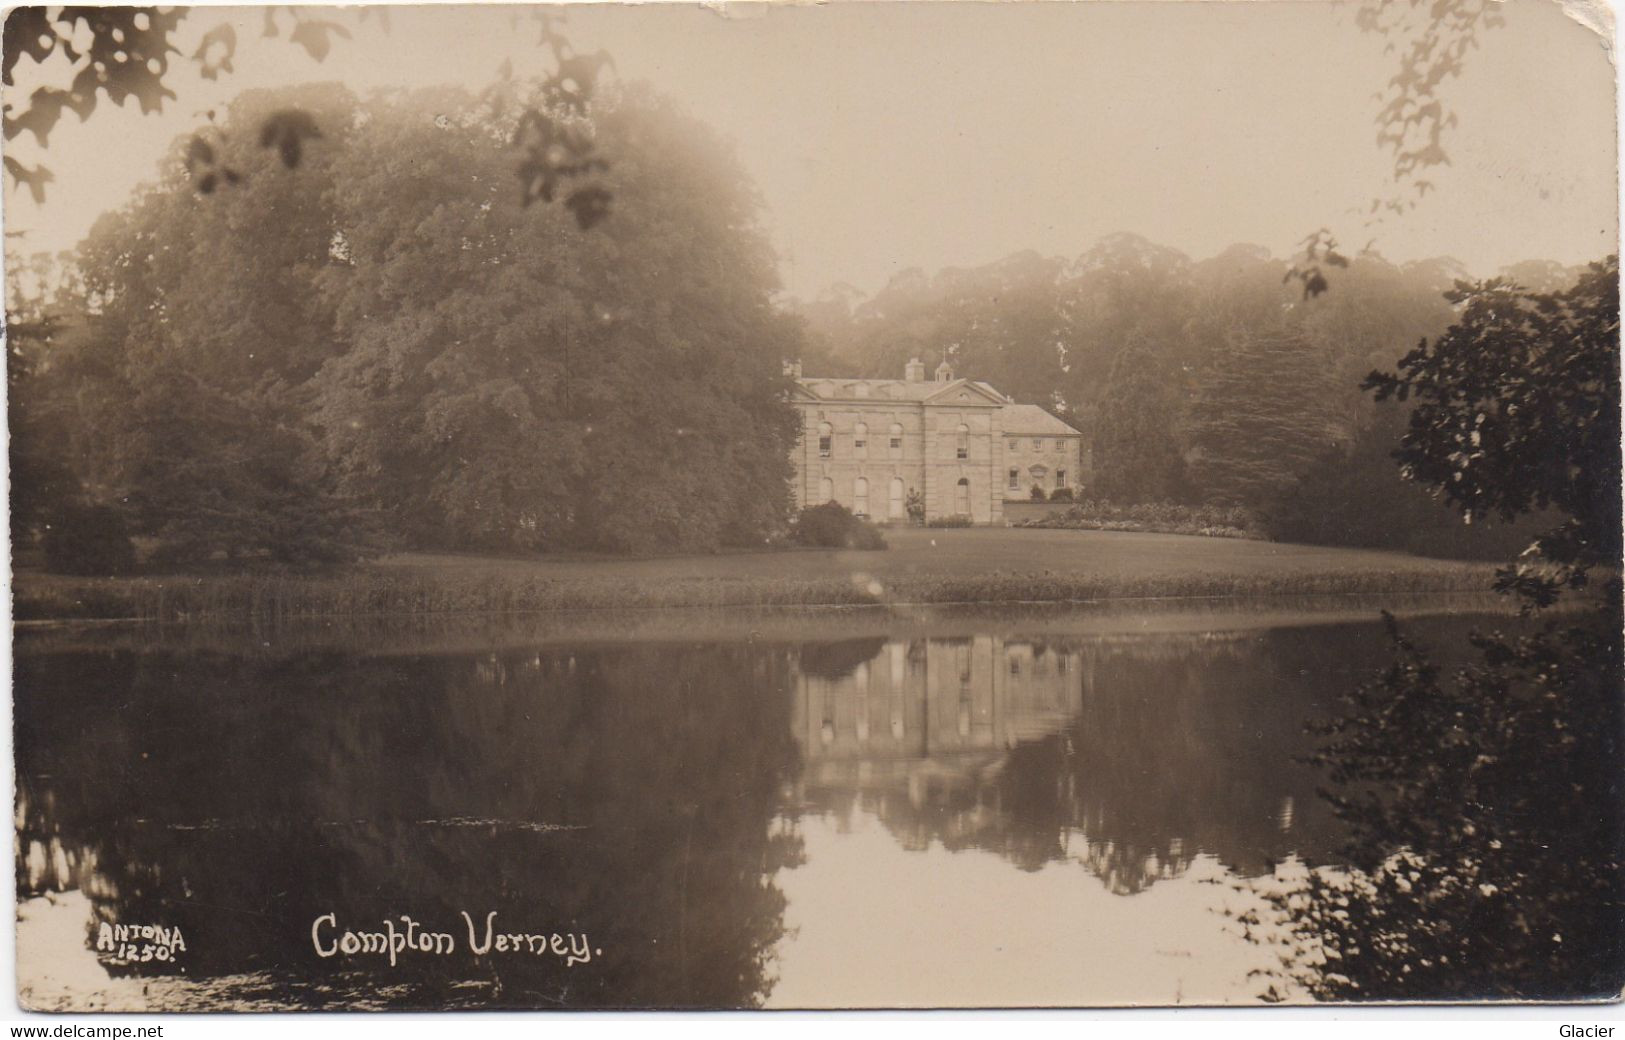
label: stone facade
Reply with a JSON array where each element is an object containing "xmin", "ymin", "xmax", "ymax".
[
  {"xmin": 998, "ymin": 404, "xmax": 1089, "ymax": 502},
  {"xmin": 789, "ymin": 359, "xmax": 1085, "ymax": 524}
]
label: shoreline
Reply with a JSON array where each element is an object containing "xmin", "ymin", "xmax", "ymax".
[
  {"xmin": 11, "ymin": 590, "xmax": 1545, "ymax": 658},
  {"xmin": 13, "ymin": 564, "xmax": 1502, "ymax": 625}
]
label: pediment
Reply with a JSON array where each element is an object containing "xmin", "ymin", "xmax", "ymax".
[
  {"xmin": 923, "ymin": 379, "xmax": 1005, "ymax": 407},
  {"xmin": 789, "ymin": 382, "xmax": 823, "ymax": 403}
]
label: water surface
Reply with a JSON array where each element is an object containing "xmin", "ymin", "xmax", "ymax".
[{"xmin": 12, "ymin": 602, "xmax": 1518, "ymax": 1009}]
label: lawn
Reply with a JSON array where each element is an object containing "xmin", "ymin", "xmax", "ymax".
[
  {"xmin": 15, "ymin": 527, "xmax": 1503, "ymax": 623},
  {"xmin": 383, "ymin": 527, "xmax": 1492, "ymax": 585}
]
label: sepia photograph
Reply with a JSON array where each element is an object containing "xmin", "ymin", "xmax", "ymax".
[{"xmin": 3, "ymin": 0, "xmax": 1622, "ymax": 1016}]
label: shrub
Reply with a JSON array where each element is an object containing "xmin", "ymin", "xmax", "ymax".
[
  {"xmin": 1048, "ymin": 486, "xmax": 1075, "ymax": 503},
  {"xmin": 789, "ymin": 502, "xmax": 888, "ymax": 550},
  {"xmin": 42, "ymin": 503, "xmax": 137, "ymax": 576},
  {"xmin": 1029, "ymin": 485, "xmax": 1047, "ymax": 502},
  {"xmin": 1016, "ymin": 498, "xmax": 1262, "ymax": 540},
  {"xmin": 926, "ymin": 515, "xmax": 975, "ymax": 529},
  {"xmin": 904, "ymin": 489, "xmax": 926, "ymax": 525}
]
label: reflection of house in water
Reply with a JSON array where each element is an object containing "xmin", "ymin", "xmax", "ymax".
[
  {"xmin": 789, "ymin": 637, "xmax": 1083, "ymax": 853},
  {"xmin": 787, "ymin": 630, "xmax": 1344, "ymax": 894}
]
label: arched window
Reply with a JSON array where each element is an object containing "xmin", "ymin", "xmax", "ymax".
[
  {"xmin": 889, "ymin": 476, "xmax": 905, "ymax": 519},
  {"xmin": 817, "ymin": 422, "xmax": 833, "ymax": 459},
  {"xmin": 954, "ymin": 477, "xmax": 970, "ymax": 516},
  {"xmin": 819, "ymin": 476, "xmax": 834, "ymax": 503},
  {"xmin": 889, "ymin": 422, "xmax": 903, "ymax": 457},
  {"xmin": 956, "ymin": 424, "xmax": 970, "ymax": 460},
  {"xmin": 854, "ymin": 422, "xmax": 868, "ymax": 456},
  {"xmin": 853, "ymin": 477, "xmax": 869, "ymax": 517}
]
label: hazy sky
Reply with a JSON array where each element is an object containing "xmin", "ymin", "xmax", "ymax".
[{"xmin": 3, "ymin": 0, "xmax": 1617, "ymax": 298}]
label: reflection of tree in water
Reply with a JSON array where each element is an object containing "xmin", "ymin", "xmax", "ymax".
[
  {"xmin": 15, "ymin": 643, "xmax": 803, "ymax": 1010},
  {"xmin": 791, "ymin": 627, "xmax": 1410, "ymax": 895},
  {"xmin": 797, "ymin": 638, "xmax": 889, "ymax": 681}
]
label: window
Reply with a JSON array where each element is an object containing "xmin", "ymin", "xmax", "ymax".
[
  {"xmin": 889, "ymin": 423, "xmax": 903, "ymax": 456},
  {"xmin": 1056, "ymin": 469, "xmax": 1066, "ymax": 489},
  {"xmin": 954, "ymin": 477, "xmax": 970, "ymax": 516},
  {"xmin": 854, "ymin": 422, "xmax": 868, "ymax": 456},
  {"xmin": 1033, "ymin": 438, "xmax": 1043, "ymax": 451},
  {"xmin": 854, "ymin": 477, "xmax": 869, "ymax": 517},
  {"xmin": 1008, "ymin": 438, "xmax": 1018, "ymax": 451},
  {"xmin": 890, "ymin": 477, "xmax": 905, "ymax": 519},
  {"xmin": 1008, "ymin": 468, "xmax": 1020, "ymax": 491},
  {"xmin": 1055, "ymin": 438, "xmax": 1065, "ymax": 453},
  {"xmin": 819, "ymin": 476, "xmax": 834, "ymax": 503},
  {"xmin": 817, "ymin": 422, "xmax": 832, "ymax": 459},
  {"xmin": 957, "ymin": 424, "xmax": 969, "ymax": 460}
]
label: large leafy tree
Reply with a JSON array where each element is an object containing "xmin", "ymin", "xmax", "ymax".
[
  {"xmin": 1366, "ymin": 256, "xmax": 1622, "ymax": 599},
  {"xmin": 1258, "ymin": 256, "xmax": 1625, "ymax": 1001},
  {"xmin": 68, "ymin": 82, "xmax": 367, "ymax": 565},
  {"xmin": 45, "ymin": 78, "xmax": 799, "ymax": 564},
  {"xmin": 1188, "ymin": 325, "xmax": 1341, "ymax": 508},
  {"xmin": 314, "ymin": 83, "xmax": 798, "ymax": 553},
  {"xmin": 1090, "ymin": 336, "xmax": 1191, "ymax": 504}
]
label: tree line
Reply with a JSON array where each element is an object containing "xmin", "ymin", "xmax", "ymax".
[
  {"xmin": 789, "ymin": 235, "xmax": 1589, "ymax": 558},
  {"xmin": 7, "ymin": 76, "xmax": 1603, "ymax": 572},
  {"xmin": 10, "ymin": 80, "xmax": 801, "ymax": 569}
]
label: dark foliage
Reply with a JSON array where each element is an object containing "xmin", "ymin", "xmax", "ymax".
[
  {"xmin": 1268, "ymin": 606, "xmax": 1625, "ymax": 1001},
  {"xmin": 1190, "ymin": 325, "xmax": 1341, "ymax": 509},
  {"xmin": 789, "ymin": 502, "xmax": 886, "ymax": 550},
  {"xmin": 4, "ymin": 7, "xmax": 613, "ymax": 226},
  {"xmin": 1366, "ymin": 256, "xmax": 1622, "ymax": 598},
  {"xmin": 1256, "ymin": 253, "xmax": 1625, "ymax": 1002},
  {"xmin": 1264, "ymin": 402, "xmax": 1546, "ymax": 561},
  {"xmin": 41, "ymin": 503, "xmax": 135, "ymax": 576},
  {"xmin": 1092, "ymin": 335, "xmax": 1192, "ymax": 505},
  {"xmin": 40, "ymin": 83, "xmax": 795, "ymax": 564}
]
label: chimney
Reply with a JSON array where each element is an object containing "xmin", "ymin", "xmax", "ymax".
[
  {"xmin": 785, "ymin": 359, "xmax": 803, "ymax": 380},
  {"xmin": 935, "ymin": 358, "xmax": 954, "ymax": 382},
  {"xmin": 904, "ymin": 357, "xmax": 925, "ymax": 382}
]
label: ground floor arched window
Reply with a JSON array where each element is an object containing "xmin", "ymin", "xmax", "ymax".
[
  {"xmin": 955, "ymin": 477, "xmax": 970, "ymax": 516},
  {"xmin": 820, "ymin": 476, "xmax": 834, "ymax": 503},
  {"xmin": 854, "ymin": 477, "xmax": 869, "ymax": 517},
  {"xmin": 889, "ymin": 477, "xmax": 905, "ymax": 519}
]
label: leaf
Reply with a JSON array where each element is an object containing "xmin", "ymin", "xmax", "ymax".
[
  {"xmin": 564, "ymin": 186, "xmax": 612, "ymax": 230},
  {"xmin": 192, "ymin": 22, "xmax": 237, "ymax": 80},
  {"xmin": 4, "ymin": 155, "xmax": 54, "ymax": 203},
  {"xmin": 3, "ymin": 7, "xmax": 56, "ymax": 86},
  {"xmin": 186, "ymin": 135, "xmax": 214, "ymax": 167},
  {"xmin": 288, "ymin": 18, "xmax": 351, "ymax": 63},
  {"xmin": 259, "ymin": 108, "xmax": 322, "ymax": 168}
]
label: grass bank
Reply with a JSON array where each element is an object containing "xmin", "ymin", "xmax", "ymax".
[{"xmin": 14, "ymin": 528, "xmax": 1502, "ymax": 622}]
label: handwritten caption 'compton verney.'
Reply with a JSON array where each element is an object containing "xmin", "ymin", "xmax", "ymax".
[{"xmin": 312, "ymin": 912, "xmax": 599, "ymax": 968}]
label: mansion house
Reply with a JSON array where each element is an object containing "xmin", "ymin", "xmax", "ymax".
[{"xmin": 790, "ymin": 357, "xmax": 1087, "ymax": 525}]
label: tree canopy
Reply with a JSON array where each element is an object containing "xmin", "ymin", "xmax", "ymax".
[{"xmin": 22, "ymin": 78, "xmax": 799, "ymax": 564}]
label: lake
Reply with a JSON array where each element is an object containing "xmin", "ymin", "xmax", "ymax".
[{"xmin": 7, "ymin": 599, "xmax": 1559, "ymax": 1009}]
